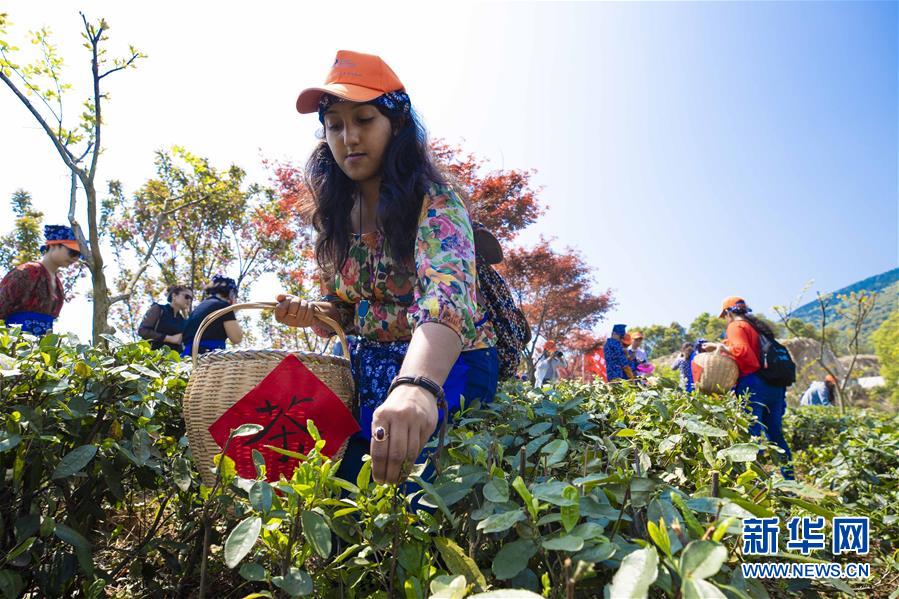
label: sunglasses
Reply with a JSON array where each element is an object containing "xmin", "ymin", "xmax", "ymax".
[{"xmin": 66, "ymin": 248, "xmax": 82, "ymax": 259}]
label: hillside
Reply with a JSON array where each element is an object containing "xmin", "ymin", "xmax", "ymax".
[{"xmin": 790, "ymin": 267, "xmax": 898, "ymax": 350}]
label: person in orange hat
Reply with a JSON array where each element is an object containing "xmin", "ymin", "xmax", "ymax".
[
  {"xmin": 275, "ymin": 51, "xmax": 498, "ymax": 485},
  {"xmin": 0, "ymin": 224, "xmax": 81, "ymax": 336},
  {"xmin": 800, "ymin": 374, "xmax": 838, "ymax": 406},
  {"xmin": 712, "ymin": 296, "xmax": 794, "ymax": 479},
  {"xmin": 630, "ymin": 330, "xmax": 648, "ymax": 365},
  {"xmin": 534, "ymin": 340, "xmax": 566, "ymax": 386}
]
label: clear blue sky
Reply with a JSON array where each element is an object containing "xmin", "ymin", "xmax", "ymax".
[{"xmin": 1, "ymin": 1, "xmax": 896, "ymax": 341}]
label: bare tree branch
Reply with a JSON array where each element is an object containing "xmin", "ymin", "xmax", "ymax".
[
  {"xmin": 82, "ymin": 12, "xmax": 103, "ymax": 186},
  {"xmin": 68, "ymin": 172, "xmax": 94, "ymax": 269}
]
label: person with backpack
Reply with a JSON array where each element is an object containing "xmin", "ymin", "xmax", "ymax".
[
  {"xmin": 713, "ymin": 296, "xmax": 794, "ymax": 479},
  {"xmin": 274, "ymin": 51, "xmax": 499, "ymax": 485},
  {"xmin": 181, "ymin": 275, "xmax": 243, "ymax": 357},
  {"xmin": 138, "ymin": 285, "xmax": 192, "ymax": 352}
]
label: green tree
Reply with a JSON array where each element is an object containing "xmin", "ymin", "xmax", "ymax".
[
  {"xmin": 688, "ymin": 312, "xmax": 726, "ymax": 342},
  {"xmin": 1, "ymin": 12, "xmax": 145, "ymax": 342},
  {"xmin": 106, "ymin": 148, "xmax": 312, "ymax": 342},
  {"xmin": 0, "ymin": 189, "xmax": 43, "ymax": 269},
  {"xmin": 784, "ymin": 317, "xmax": 819, "ymax": 341},
  {"xmin": 871, "ymin": 310, "xmax": 899, "ymax": 403},
  {"xmin": 638, "ymin": 322, "xmax": 685, "ymax": 357}
]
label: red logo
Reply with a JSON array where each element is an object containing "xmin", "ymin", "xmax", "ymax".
[{"xmin": 208, "ymin": 355, "xmax": 359, "ymax": 482}]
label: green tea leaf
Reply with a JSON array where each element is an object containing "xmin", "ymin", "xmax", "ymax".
[
  {"xmin": 682, "ymin": 419, "xmax": 728, "ymax": 438},
  {"xmin": 607, "ymin": 546, "xmax": 658, "ymax": 598},
  {"xmin": 492, "ymin": 539, "xmax": 538, "ymax": 580},
  {"xmin": 249, "ymin": 481, "xmax": 273, "ymax": 513},
  {"xmin": 680, "ymin": 541, "xmax": 727, "ymax": 580},
  {"xmin": 511, "ymin": 476, "xmax": 537, "ymax": 521},
  {"xmin": 483, "ymin": 478, "xmax": 509, "ymax": 503},
  {"xmin": 173, "ymin": 457, "xmax": 192, "ymax": 492},
  {"xmin": 272, "ymin": 567, "xmax": 313, "ymax": 596},
  {"xmin": 301, "ymin": 510, "xmax": 332, "ymax": 559},
  {"xmin": 434, "ymin": 537, "xmax": 488, "ymax": 591},
  {"xmin": 51, "ymin": 445, "xmax": 97, "ymax": 479},
  {"xmin": 239, "ymin": 562, "xmax": 267, "ymax": 582},
  {"xmin": 477, "ymin": 509, "xmax": 526, "ymax": 533},
  {"xmin": 224, "ymin": 516, "xmax": 262, "ymax": 569},
  {"xmin": 560, "ymin": 486, "xmax": 580, "ymax": 533},
  {"xmin": 0, "ymin": 434, "xmax": 21, "ymax": 453},
  {"xmin": 232, "ymin": 423, "xmax": 264, "ymax": 438},
  {"xmin": 716, "ymin": 443, "xmax": 761, "ymax": 463},
  {"xmin": 542, "ymin": 534, "xmax": 584, "ymax": 552}
]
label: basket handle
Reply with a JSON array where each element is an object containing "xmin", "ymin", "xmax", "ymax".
[{"xmin": 190, "ymin": 301, "xmax": 349, "ymax": 365}]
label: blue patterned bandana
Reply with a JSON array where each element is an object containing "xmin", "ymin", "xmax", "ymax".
[
  {"xmin": 211, "ymin": 274, "xmax": 238, "ymax": 293},
  {"xmin": 44, "ymin": 224, "xmax": 76, "ymax": 243},
  {"xmin": 317, "ymin": 90, "xmax": 411, "ymax": 124}
]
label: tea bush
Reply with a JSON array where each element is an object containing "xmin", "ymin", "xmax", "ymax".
[
  {"xmin": 788, "ymin": 407, "xmax": 899, "ymax": 552},
  {"xmin": 218, "ymin": 382, "xmax": 899, "ymax": 598},
  {"xmin": 2, "ymin": 326, "xmax": 897, "ymax": 598},
  {"xmin": 0, "ymin": 327, "xmax": 212, "ymax": 598}
]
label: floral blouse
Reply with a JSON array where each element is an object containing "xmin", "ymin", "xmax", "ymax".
[
  {"xmin": 312, "ymin": 184, "xmax": 495, "ymax": 351},
  {"xmin": 0, "ymin": 261, "xmax": 65, "ymax": 320}
]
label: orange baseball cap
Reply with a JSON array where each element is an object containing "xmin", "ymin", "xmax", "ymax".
[
  {"xmin": 543, "ymin": 340, "xmax": 557, "ymax": 352},
  {"xmin": 631, "ymin": 331, "xmax": 644, "ymax": 340},
  {"xmin": 719, "ymin": 296, "xmax": 746, "ymax": 318},
  {"xmin": 46, "ymin": 239, "xmax": 80, "ymax": 252},
  {"xmin": 296, "ymin": 50, "xmax": 405, "ymax": 114},
  {"xmin": 825, "ymin": 374, "xmax": 837, "ymax": 385}
]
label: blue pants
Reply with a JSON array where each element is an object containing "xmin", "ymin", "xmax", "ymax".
[
  {"xmin": 335, "ymin": 340, "xmax": 499, "ymax": 486},
  {"xmin": 737, "ymin": 372, "xmax": 794, "ymax": 479}
]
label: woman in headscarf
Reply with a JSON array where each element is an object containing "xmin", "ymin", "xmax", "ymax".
[
  {"xmin": 274, "ymin": 51, "xmax": 499, "ymax": 484},
  {"xmin": 0, "ymin": 225, "xmax": 81, "ymax": 336}
]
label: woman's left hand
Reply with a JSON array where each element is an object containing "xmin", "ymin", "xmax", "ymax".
[{"xmin": 369, "ymin": 384, "xmax": 439, "ymax": 484}]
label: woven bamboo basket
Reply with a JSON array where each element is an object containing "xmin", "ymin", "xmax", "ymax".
[
  {"xmin": 182, "ymin": 302, "xmax": 354, "ymax": 486},
  {"xmin": 693, "ymin": 346, "xmax": 739, "ymax": 394}
]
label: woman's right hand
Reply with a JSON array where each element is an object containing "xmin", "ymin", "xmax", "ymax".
[{"xmin": 274, "ymin": 294, "xmax": 318, "ymax": 328}]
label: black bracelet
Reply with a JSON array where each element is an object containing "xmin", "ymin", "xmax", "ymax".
[{"xmin": 388, "ymin": 375, "xmax": 447, "ymax": 408}]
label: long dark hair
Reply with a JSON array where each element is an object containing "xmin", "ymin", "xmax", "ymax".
[
  {"xmin": 730, "ymin": 305, "xmax": 776, "ymax": 338},
  {"xmin": 305, "ymin": 101, "xmax": 444, "ymax": 273}
]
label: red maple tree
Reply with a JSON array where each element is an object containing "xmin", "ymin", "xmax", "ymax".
[{"xmin": 499, "ymin": 238, "xmax": 613, "ymax": 359}]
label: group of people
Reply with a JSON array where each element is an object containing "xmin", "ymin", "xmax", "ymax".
[
  {"xmin": 136, "ymin": 275, "xmax": 244, "ymax": 357},
  {"xmin": 0, "ymin": 228, "xmax": 244, "ymax": 359},
  {"xmin": 604, "ymin": 325, "xmax": 650, "ymax": 381},
  {"xmin": 1, "ymin": 51, "xmax": 808, "ymax": 487}
]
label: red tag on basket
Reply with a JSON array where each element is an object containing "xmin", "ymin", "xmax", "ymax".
[{"xmin": 208, "ymin": 354, "xmax": 359, "ymax": 482}]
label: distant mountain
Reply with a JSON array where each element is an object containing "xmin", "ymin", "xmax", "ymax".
[{"xmin": 790, "ymin": 267, "xmax": 898, "ymax": 349}]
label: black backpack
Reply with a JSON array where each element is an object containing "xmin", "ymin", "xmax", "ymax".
[{"xmin": 756, "ymin": 330, "xmax": 796, "ymax": 388}]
